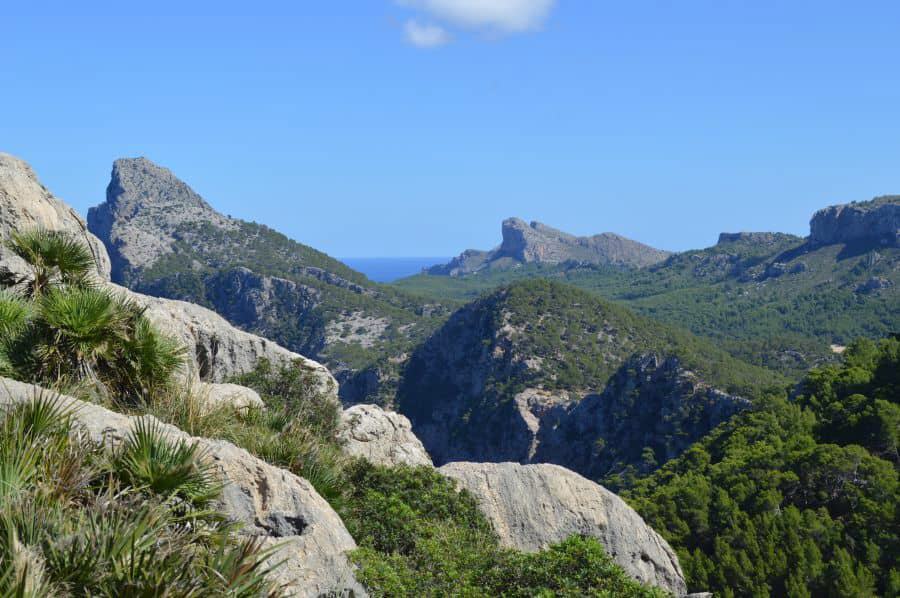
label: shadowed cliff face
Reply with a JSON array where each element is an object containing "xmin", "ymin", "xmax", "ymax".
[
  {"xmin": 87, "ymin": 157, "xmax": 447, "ymax": 406},
  {"xmin": 429, "ymin": 217, "xmax": 670, "ymax": 276}
]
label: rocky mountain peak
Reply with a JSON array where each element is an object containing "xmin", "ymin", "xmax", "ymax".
[
  {"xmin": 498, "ymin": 216, "xmax": 669, "ymax": 266},
  {"xmin": 107, "ymin": 157, "xmax": 217, "ymax": 215},
  {"xmin": 88, "ymin": 157, "xmax": 235, "ymax": 280}
]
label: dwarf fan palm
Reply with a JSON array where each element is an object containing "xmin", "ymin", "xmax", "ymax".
[
  {"xmin": 0, "ymin": 292, "xmax": 32, "ymax": 376},
  {"xmin": 35, "ymin": 286, "xmax": 131, "ymax": 383},
  {"xmin": 116, "ymin": 316, "xmax": 186, "ymax": 402},
  {"xmin": 3, "ymin": 229, "xmax": 96, "ymax": 298},
  {"xmin": 115, "ymin": 418, "xmax": 220, "ymax": 508}
]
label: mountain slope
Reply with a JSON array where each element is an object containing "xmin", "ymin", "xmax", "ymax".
[
  {"xmin": 398, "ymin": 197, "xmax": 900, "ymax": 378},
  {"xmin": 88, "ymin": 157, "xmax": 445, "ymax": 404},
  {"xmin": 429, "ymin": 217, "xmax": 670, "ymax": 276},
  {"xmin": 398, "ymin": 279, "xmax": 781, "ymax": 477}
]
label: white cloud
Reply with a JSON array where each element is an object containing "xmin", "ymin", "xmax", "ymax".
[
  {"xmin": 399, "ymin": 0, "xmax": 557, "ymax": 34},
  {"xmin": 404, "ymin": 19, "xmax": 451, "ymax": 47}
]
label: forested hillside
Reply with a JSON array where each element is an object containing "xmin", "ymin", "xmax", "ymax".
[
  {"xmin": 398, "ymin": 279, "xmax": 781, "ymax": 473},
  {"xmin": 626, "ymin": 337, "xmax": 900, "ymax": 596}
]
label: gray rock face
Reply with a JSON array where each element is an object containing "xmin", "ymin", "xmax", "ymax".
[
  {"xmin": 338, "ymin": 404, "xmax": 433, "ymax": 467},
  {"xmin": 0, "ymin": 153, "xmax": 111, "ymax": 280},
  {"xmin": 430, "ymin": 217, "xmax": 670, "ymax": 275},
  {"xmin": 439, "ymin": 461, "xmax": 687, "ymax": 596},
  {"xmin": 0, "ymin": 377, "xmax": 364, "ymax": 597},
  {"xmin": 809, "ymin": 196, "xmax": 900, "ymax": 247},
  {"xmin": 538, "ymin": 354, "xmax": 751, "ymax": 480}
]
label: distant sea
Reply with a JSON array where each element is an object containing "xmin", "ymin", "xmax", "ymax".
[{"xmin": 340, "ymin": 257, "xmax": 451, "ymax": 283}]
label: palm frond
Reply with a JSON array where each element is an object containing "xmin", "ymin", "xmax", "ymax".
[
  {"xmin": 0, "ymin": 292, "xmax": 31, "ymax": 340},
  {"xmin": 115, "ymin": 418, "xmax": 220, "ymax": 507},
  {"xmin": 7, "ymin": 229, "xmax": 96, "ymax": 297}
]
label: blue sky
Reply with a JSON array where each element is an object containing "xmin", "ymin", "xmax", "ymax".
[{"xmin": 2, "ymin": 1, "xmax": 899, "ymax": 257}]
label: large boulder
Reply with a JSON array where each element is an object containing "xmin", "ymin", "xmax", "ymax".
[
  {"xmin": 0, "ymin": 377, "xmax": 364, "ymax": 597},
  {"xmin": 196, "ymin": 382, "xmax": 264, "ymax": 414},
  {"xmin": 439, "ymin": 461, "xmax": 687, "ymax": 596},
  {"xmin": 111, "ymin": 282, "xmax": 337, "ymax": 394},
  {"xmin": 339, "ymin": 404, "xmax": 433, "ymax": 467},
  {"xmin": 0, "ymin": 153, "xmax": 111, "ymax": 280}
]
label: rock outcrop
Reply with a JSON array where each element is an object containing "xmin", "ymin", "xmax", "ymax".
[
  {"xmin": 197, "ymin": 382, "xmax": 265, "ymax": 414},
  {"xmin": 113, "ymin": 282, "xmax": 336, "ymax": 393},
  {"xmin": 338, "ymin": 404, "xmax": 433, "ymax": 467},
  {"xmin": 0, "ymin": 377, "xmax": 363, "ymax": 597},
  {"xmin": 439, "ymin": 461, "xmax": 687, "ymax": 596},
  {"xmin": 86, "ymin": 156, "xmax": 236, "ymax": 280},
  {"xmin": 716, "ymin": 231, "xmax": 790, "ymax": 246},
  {"xmin": 809, "ymin": 196, "xmax": 899, "ymax": 247},
  {"xmin": 429, "ymin": 217, "xmax": 670, "ymax": 276},
  {"xmin": 0, "ymin": 153, "xmax": 111, "ymax": 280}
]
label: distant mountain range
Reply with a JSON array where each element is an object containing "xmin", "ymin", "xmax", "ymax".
[{"xmin": 399, "ymin": 196, "xmax": 899, "ymax": 378}]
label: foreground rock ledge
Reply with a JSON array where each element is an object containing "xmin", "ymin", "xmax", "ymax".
[
  {"xmin": 0, "ymin": 377, "xmax": 364, "ymax": 598},
  {"xmin": 439, "ymin": 461, "xmax": 688, "ymax": 596}
]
